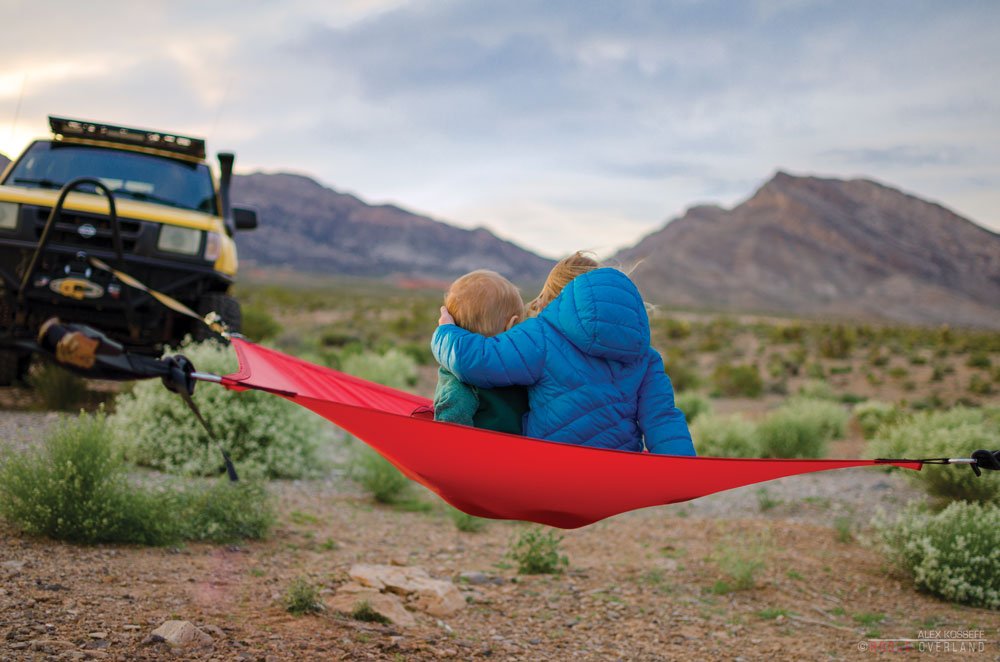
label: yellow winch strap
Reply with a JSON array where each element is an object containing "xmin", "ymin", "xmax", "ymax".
[{"xmin": 88, "ymin": 257, "xmax": 230, "ymax": 339}]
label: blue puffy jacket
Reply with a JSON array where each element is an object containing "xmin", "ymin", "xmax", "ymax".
[{"xmin": 432, "ymin": 268, "xmax": 695, "ymax": 455}]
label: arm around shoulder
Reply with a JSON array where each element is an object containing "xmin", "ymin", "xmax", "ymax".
[
  {"xmin": 637, "ymin": 349, "xmax": 696, "ymax": 456},
  {"xmin": 431, "ymin": 320, "xmax": 545, "ymax": 388}
]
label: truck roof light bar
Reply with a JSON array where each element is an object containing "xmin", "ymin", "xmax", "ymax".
[{"xmin": 49, "ymin": 116, "xmax": 206, "ymax": 160}]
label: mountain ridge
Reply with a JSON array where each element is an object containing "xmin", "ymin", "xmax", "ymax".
[{"xmin": 616, "ymin": 170, "xmax": 1000, "ymax": 328}]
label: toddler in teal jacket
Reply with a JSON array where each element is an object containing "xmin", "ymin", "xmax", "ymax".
[{"xmin": 433, "ymin": 270, "xmax": 529, "ymax": 435}]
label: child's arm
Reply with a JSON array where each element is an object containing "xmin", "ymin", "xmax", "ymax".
[
  {"xmin": 636, "ymin": 350, "xmax": 697, "ymax": 456},
  {"xmin": 433, "ymin": 367, "xmax": 479, "ymax": 426},
  {"xmin": 432, "ymin": 318, "xmax": 545, "ymax": 388}
]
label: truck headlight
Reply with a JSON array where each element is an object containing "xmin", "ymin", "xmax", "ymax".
[
  {"xmin": 0, "ymin": 202, "xmax": 18, "ymax": 230},
  {"xmin": 204, "ymin": 231, "xmax": 221, "ymax": 261},
  {"xmin": 157, "ymin": 225, "xmax": 202, "ymax": 256}
]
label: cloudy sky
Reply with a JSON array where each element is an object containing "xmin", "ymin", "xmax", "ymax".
[{"xmin": 1, "ymin": 0, "xmax": 998, "ymax": 258}]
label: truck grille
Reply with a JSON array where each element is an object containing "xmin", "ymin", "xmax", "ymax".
[{"xmin": 32, "ymin": 207, "xmax": 142, "ymax": 253}]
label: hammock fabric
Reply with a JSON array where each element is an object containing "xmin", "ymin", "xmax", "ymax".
[{"xmin": 221, "ymin": 339, "xmax": 921, "ymax": 529}]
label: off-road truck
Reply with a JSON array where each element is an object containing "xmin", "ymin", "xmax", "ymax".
[{"xmin": 0, "ymin": 116, "xmax": 257, "ymax": 384}]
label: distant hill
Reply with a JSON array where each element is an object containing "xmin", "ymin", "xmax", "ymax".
[
  {"xmin": 616, "ymin": 172, "xmax": 1000, "ymax": 329},
  {"xmin": 231, "ymin": 172, "xmax": 553, "ymax": 283}
]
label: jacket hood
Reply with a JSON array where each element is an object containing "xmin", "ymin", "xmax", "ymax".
[{"xmin": 538, "ymin": 268, "xmax": 650, "ymax": 362}]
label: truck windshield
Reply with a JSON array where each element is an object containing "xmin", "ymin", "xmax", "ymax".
[{"xmin": 3, "ymin": 141, "xmax": 218, "ymax": 214}]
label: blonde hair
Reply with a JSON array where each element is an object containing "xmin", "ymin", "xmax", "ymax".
[
  {"xmin": 445, "ymin": 270, "xmax": 525, "ymax": 336},
  {"xmin": 528, "ymin": 251, "xmax": 600, "ymax": 317}
]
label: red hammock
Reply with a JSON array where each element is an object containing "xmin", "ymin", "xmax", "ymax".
[{"xmin": 220, "ymin": 339, "xmax": 920, "ymax": 529}]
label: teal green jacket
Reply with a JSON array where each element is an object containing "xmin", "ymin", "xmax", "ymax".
[{"xmin": 433, "ymin": 367, "xmax": 528, "ymax": 435}]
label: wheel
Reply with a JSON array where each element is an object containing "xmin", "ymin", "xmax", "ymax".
[
  {"xmin": 194, "ymin": 292, "xmax": 242, "ymax": 341},
  {"xmin": 0, "ymin": 287, "xmax": 31, "ymax": 386}
]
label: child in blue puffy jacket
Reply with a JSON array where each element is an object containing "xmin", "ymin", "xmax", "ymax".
[{"xmin": 432, "ymin": 252, "xmax": 695, "ymax": 455}]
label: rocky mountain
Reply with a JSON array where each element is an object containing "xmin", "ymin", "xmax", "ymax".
[
  {"xmin": 231, "ymin": 172, "xmax": 552, "ymax": 283},
  {"xmin": 617, "ymin": 172, "xmax": 1000, "ymax": 328}
]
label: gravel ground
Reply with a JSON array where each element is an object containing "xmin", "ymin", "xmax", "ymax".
[{"xmin": 1, "ymin": 407, "xmax": 996, "ymax": 661}]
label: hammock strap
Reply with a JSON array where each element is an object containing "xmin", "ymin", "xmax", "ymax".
[{"xmin": 875, "ymin": 450, "xmax": 1000, "ymax": 477}]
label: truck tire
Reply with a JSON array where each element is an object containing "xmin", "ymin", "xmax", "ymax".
[
  {"xmin": 194, "ymin": 293, "xmax": 242, "ymax": 341},
  {"xmin": 0, "ymin": 288, "xmax": 30, "ymax": 386}
]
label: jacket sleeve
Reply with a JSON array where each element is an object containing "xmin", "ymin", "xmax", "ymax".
[
  {"xmin": 433, "ymin": 367, "xmax": 479, "ymax": 426},
  {"xmin": 637, "ymin": 349, "xmax": 696, "ymax": 456},
  {"xmin": 431, "ymin": 319, "xmax": 545, "ymax": 388}
]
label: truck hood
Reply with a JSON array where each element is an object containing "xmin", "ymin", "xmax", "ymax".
[{"xmin": 0, "ymin": 184, "xmax": 222, "ymax": 232}]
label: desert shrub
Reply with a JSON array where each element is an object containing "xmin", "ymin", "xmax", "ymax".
[
  {"xmin": 341, "ymin": 349, "xmax": 418, "ymax": 389},
  {"xmin": 450, "ymin": 507, "xmax": 488, "ymax": 533},
  {"xmin": 868, "ymin": 408, "xmax": 1000, "ymax": 503},
  {"xmin": 711, "ymin": 363, "xmax": 763, "ymax": 398},
  {"xmin": 853, "ymin": 400, "xmax": 902, "ymax": 439},
  {"xmin": 28, "ymin": 363, "xmax": 90, "ymax": 411},
  {"xmin": 692, "ymin": 414, "xmax": 758, "ymax": 458},
  {"xmin": 350, "ymin": 447, "xmax": 411, "ymax": 504},
  {"xmin": 875, "ymin": 501, "xmax": 1000, "ymax": 609},
  {"xmin": 817, "ymin": 325, "xmax": 856, "ymax": 359},
  {"xmin": 180, "ymin": 479, "xmax": 274, "ymax": 542},
  {"xmin": 398, "ymin": 341, "xmax": 435, "ymax": 366},
  {"xmin": 675, "ymin": 392, "xmax": 711, "ymax": 423},
  {"xmin": 0, "ymin": 411, "xmax": 272, "ymax": 545},
  {"xmin": 797, "ymin": 379, "xmax": 837, "ymax": 401},
  {"xmin": 754, "ymin": 398, "xmax": 847, "ymax": 459},
  {"xmin": 711, "ymin": 537, "xmax": 767, "ymax": 593},
  {"xmin": 769, "ymin": 323, "xmax": 805, "ymax": 343},
  {"xmin": 284, "ymin": 577, "xmax": 323, "ymax": 615},
  {"xmin": 351, "ymin": 600, "xmax": 390, "ymax": 623},
  {"xmin": 508, "ymin": 527, "xmax": 568, "ymax": 574},
  {"xmin": 966, "ymin": 352, "xmax": 992, "ymax": 369},
  {"xmin": 0, "ymin": 410, "xmax": 172, "ymax": 544},
  {"xmin": 968, "ymin": 374, "xmax": 994, "ymax": 395},
  {"xmin": 663, "ymin": 350, "xmax": 701, "ymax": 391},
  {"xmin": 240, "ymin": 305, "xmax": 282, "ymax": 342},
  {"xmin": 113, "ymin": 341, "xmax": 321, "ymax": 479}
]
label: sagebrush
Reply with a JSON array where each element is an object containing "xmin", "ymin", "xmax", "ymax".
[
  {"xmin": 113, "ymin": 340, "xmax": 322, "ymax": 478},
  {"xmin": 0, "ymin": 410, "xmax": 273, "ymax": 544},
  {"xmin": 692, "ymin": 414, "xmax": 757, "ymax": 458},
  {"xmin": 508, "ymin": 527, "xmax": 568, "ymax": 574},
  {"xmin": 754, "ymin": 398, "xmax": 847, "ymax": 459},
  {"xmin": 875, "ymin": 501, "xmax": 1000, "ymax": 609}
]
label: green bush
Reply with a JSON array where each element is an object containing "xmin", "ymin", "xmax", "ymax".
[
  {"xmin": 754, "ymin": 398, "xmax": 848, "ymax": 459},
  {"xmin": 341, "ymin": 349, "xmax": 418, "ymax": 389},
  {"xmin": 816, "ymin": 325, "xmax": 856, "ymax": 359},
  {"xmin": 711, "ymin": 363, "xmax": 763, "ymax": 398},
  {"xmin": 113, "ymin": 341, "xmax": 322, "ymax": 478},
  {"xmin": 350, "ymin": 447, "xmax": 411, "ymax": 504},
  {"xmin": 853, "ymin": 400, "xmax": 902, "ymax": 439},
  {"xmin": 0, "ymin": 411, "xmax": 171, "ymax": 544},
  {"xmin": 692, "ymin": 414, "xmax": 758, "ymax": 458},
  {"xmin": 675, "ymin": 392, "xmax": 711, "ymax": 423},
  {"xmin": 284, "ymin": 577, "xmax": 323, "ymax": 615},
  {"xmin": 966, "ymin": 352, "xmax": 992, "ymax": 369},
  {"xmin": 875, "ymin": 501, "xmax": 1000, "ymax": 609},
  {"xmin": 180, "ymin": 480, "xmax": 275, "ymax": 542},
  {"xmin": 28, "ymin": 363, "xmax": 90, "ymax": 411},
  {"xmin": 508, "ymin": 527, "xmax": 568, "ymax": 574},
  {"xmin": 663, "ymin": 350, "xmax": 701, "ymax": 392},
  {"xmin": 712, "ymin": 538, "xmax": 767, "ymax": 592},
  {"xmin": 240, "ymin": 305, "xmax": 283, "ymax": 342},
  {"xmin": 797, "ymin": 379, "xmax": 837, "ymax": 401},
  {"xmin": 0, "ymin": 411, "xmax": 273, "ymax": 545},
  {"xmin": 868, "ymin": 408, "xmax": 1000, "ymax": 503}
]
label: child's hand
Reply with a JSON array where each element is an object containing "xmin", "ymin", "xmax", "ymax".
[{"xmin": 438, "ymin": 306, "xmax": 455, "ymax": 326}]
